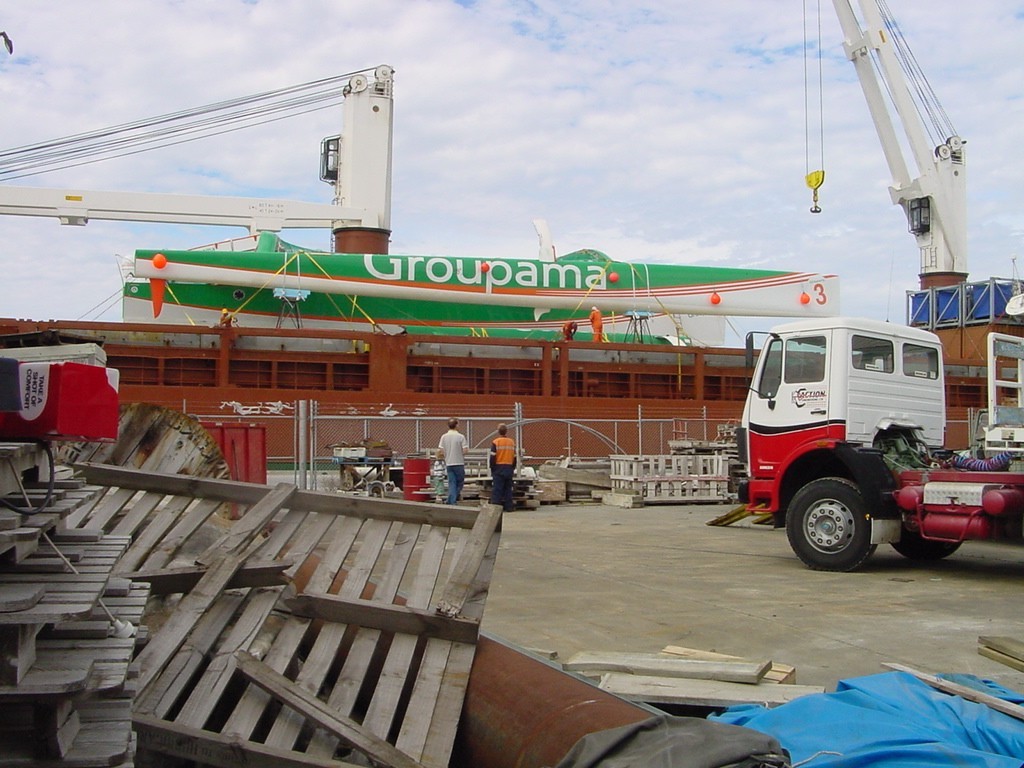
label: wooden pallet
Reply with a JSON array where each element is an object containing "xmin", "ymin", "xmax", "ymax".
[
  {"xmin": 0, "ymin": 528, "xmax": 146, "ymax": 767},
  {"xmin": 610, "ymin": 454, "xmax": 733, "ymax": 504},
  {"xmin": 76, "ymin": 462, "xmax": 503, "ymax": 768}
]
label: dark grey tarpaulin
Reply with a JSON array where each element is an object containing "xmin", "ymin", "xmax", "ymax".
[{"xmin": 554, "ymin": 715, "xmax": 790, "ymax": 768}]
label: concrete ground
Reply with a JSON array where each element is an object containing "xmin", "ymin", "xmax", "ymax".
[{"xmin": 480, "ymin": 502, "xmax": 1024, "ymax": 694}]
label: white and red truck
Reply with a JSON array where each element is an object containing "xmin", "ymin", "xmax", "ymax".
[{"xmin": 736, "ymin": 316, "xmax": 1024, "ymax": 571}]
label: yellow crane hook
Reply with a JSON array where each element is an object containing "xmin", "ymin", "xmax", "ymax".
[{"xmin": 805, "ymin": 169, "xmax": 825, "ymax": 214}]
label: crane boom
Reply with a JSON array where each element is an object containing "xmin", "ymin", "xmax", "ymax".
[
  {"xmin": 0, "ymin": 67, "xmax": 394, "ymax": 238},
  {"xmin": 831, "ymin": 0, "xmax": 967, "ymax": 287}
]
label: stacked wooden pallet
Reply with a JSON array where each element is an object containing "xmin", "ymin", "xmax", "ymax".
[
  {"xmin": 0, "ymin": 442, "xmax": 145, "ymax": 768},
  {"xmin": 609, "ymin": 453, "xmax": 734, "ymax": 505},
  {"xmin": 562, "ymin": 645, "xmax": 823, "ymax": 710},
  {"xmin": 74, "ymin": 461, "xmax": 502, "ymax": 768}
]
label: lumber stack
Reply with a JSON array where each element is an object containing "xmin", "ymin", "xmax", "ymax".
[
  {"xmin": 563, "ymin": 645, "xmax": 823, "ymax": 710},
  {"xmin": 537, "ymin": 460, "xmax": 612, "ymax": 502}
]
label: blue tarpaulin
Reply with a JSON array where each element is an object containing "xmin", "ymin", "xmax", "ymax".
[{"xmin": 711, "ymin": 671, "xmax": 1024, "ymax": 768}]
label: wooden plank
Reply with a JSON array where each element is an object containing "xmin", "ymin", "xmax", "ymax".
[
  {"xmin": 303, "ymin": 515, "xmax": 364, "ymax": 594},
  {"xmin": 134, "ymin": 712, "xmax": 364, "ymax": 768},
  {"xmin": 978, "ymin": 645, "xmax": 1024, "ymax": 674},
  {"xmin": 41, "ymin": 620, "xmax": 111, "ymax": 640},
  {"xmin": 661, "ymin": 644, "xmax": 796, "ymax": 684},
  {"xmin": 175, "ymin": 588, "xmax": 284, "ymax": 729},
  {"xmin": 278, "ymin": 512, "xmax": 336, "ymax": 580},
  {"xmin": 306, "ymin": 522, "xmax": 424, "ymax": 757},
  {"xmin": 0, "ymin": 622, "xmax": 42, "ymax": 685},
  {"xmin": 48, "ymin": 526, "xmax": 104, "ymax": 544},
  {"xmin": 598, "ymin": 673, "xmax": 824, "ymax": 708},
  {"xmin": 39, "ymin": 698, "xmax": 81, "ymax": 758},
  {"xmin": 134, "ymin": 552, "xmax": 247, "ymax": 692},
  {"xmin": 883, "ymin": 662, "xmax": 1024, "ymax": 722},
  {"xmin": 123, "ymin": 558, "xmax": 291, "ymax": 595},
  {"xmin": 127, "ymin": 496, "xmax": 219, "ymax": 573},
  {"xmin": 0, "ymin": 584, "xmax": 44, "ymax": 612},
  {"xmin": 111, "ymin": 493, "xmax": 192, "ymax": 577},
  {"xmin": 978, "ymin": 635, "xmax": 1024, "ymax": 664},
  {"xmin": 234, "ymin": 652, "xmax": 428, "ymax": 768},
  {"xmin": 563, "ymin": 651, "xmax": 770, "ymax": 684},
  {"xmin": 221, "ymin": 616, "xmax": 311, "ymax": 738},
  {"xmin": 81, "ymin": 486, "xmax": 138, "ymax": 531},
  {"xmin": 397, "ymin": 637, "xmax": 454, "ymax": 765},
  {"xmin": 264, "ymin": 517, "xmax": 392, "ymax": 750},
  {"xmin": 255, "ymin": 506, "xmax": 310, "ymax": 558},
  {"xmin": 136, "ymin": 593, "xmax": 244, "ymax": 719},
  {"xmin": 435, "ymin": 504, "xmax": 502, "ymax": 617},
  {"xmin": 360, "ymin": 526, "xmax": 449, "ymax": 739},
  {"xmin": 78, "ymin": 462, "xmax": 479, "ymax": 528},
  {"xmin": 286, "ymin": 593, "xmax": 478, "ymax": 645},
  {"xmin": 0, "ymin": 660, "xmax": 95, "ymax": 697},
  {"xmin": 195, "ymin": 483, "xmax": 297, "ymax": 567},
  {"xmin": 61, "ymin": 487, "xmax": 105, "ymax": 530},
  {"xmin": 404, "ymin": 525, "xmax": 500, "ymax": 768},
  {"xmin": 109, "ymin": 490, "xmax": 164, "ymax": 537}
]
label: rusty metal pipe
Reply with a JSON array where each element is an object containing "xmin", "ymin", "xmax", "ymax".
[
  {"xmin": 451, "ymin": 633, "xmax": 653, "ymax": 768},
  {"xmin": 295, "ymin": 559, "xmax": 652, "ymax": 768}
]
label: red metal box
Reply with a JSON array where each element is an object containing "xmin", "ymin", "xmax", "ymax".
[{"xmin": 0, "ymin": 361, "xmax": 119, "ymax": 441}]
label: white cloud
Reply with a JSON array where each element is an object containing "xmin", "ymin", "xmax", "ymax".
[{"xmin": 1, "ymin": 0, "xmax": 1022, "ymax": 339}]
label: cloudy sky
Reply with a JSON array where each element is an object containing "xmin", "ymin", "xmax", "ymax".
[{"xmin": 1, "ymin": 1, "xmax": 1023, "ymax": 344}]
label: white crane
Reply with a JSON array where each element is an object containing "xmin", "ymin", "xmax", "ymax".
[
  {"xmin": 831, "ymin": 0, "xmax": 967, "ymax": 289},
  {"xmin": 0, "ymin": 66, "xmax": 395, "ymax": 246}
]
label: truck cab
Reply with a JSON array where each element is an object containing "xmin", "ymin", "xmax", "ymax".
[{"xmin": 738, "ymin": 317, "xmax": 946, "ymax": 570}]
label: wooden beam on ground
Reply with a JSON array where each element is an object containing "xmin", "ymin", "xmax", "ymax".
[
  {"xmin": 661, "ymin": 644, "xmax": 796, "ymax": 684},
  {"xmin": 76, "ymin": 462, "xmax": 479, "ymax": 528},
  {"xmin": 883, "ymin": 662, "xmax": 1024, "ymax": 722},
  {"xmin": 122, "ymin": 558, "xmax": 292, "ymax": 595},
  {"xmin": 599, "ymin": 673, "xmax": 823, "ymax": 709},
  {"xmin": 978, "ymin": 636, "xmax": 1024, "ymax": 673},
  {"xmin": 234, "ymin": 652, "xmax": 428, "ymax": 768},
  {"xmin": 285, "ymin": 593, "xmax": 479, "ymax": 645},
  {"xmin": 564, "ymin": 651, "xmax": 770, "ymax": 684}
]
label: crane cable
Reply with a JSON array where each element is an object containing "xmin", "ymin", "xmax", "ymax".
[
  {"xmin": 875, "ymin": 0, "xmax": 958, "ymax": 148},
  {"xmin": 0, "ymin": 69, "xmax": 376, "ymax": 181},
  {"xmin": 803, "ymin": 0, "xmax": 826, "ymax": 213}
]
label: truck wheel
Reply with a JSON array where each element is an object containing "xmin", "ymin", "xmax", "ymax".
[
  {"xmin": 786, "ymin": 478, "xmax": 876, "ymax": 571},
  {"xmin": 891, "ymin": 530, "xmax": 962, "ymax": 561}
]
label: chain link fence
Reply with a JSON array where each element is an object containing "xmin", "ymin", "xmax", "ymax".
[{"xmin": 187, "ymin": 401, "xmax": 739, "ymax": 490}]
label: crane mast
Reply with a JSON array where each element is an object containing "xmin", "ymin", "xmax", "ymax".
[{"xmin": 831, "ymin": 0, "xmax": 967, "ymax": 288}]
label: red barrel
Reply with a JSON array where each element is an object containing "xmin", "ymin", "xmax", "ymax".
[{"xmin": 402, "ymin": 457, "xmax": 432, "ymax": 501}]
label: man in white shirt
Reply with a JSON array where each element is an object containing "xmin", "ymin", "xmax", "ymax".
[{"xmin": 438, "ymin": 417, "xmax": 469, "ymax": 505}]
